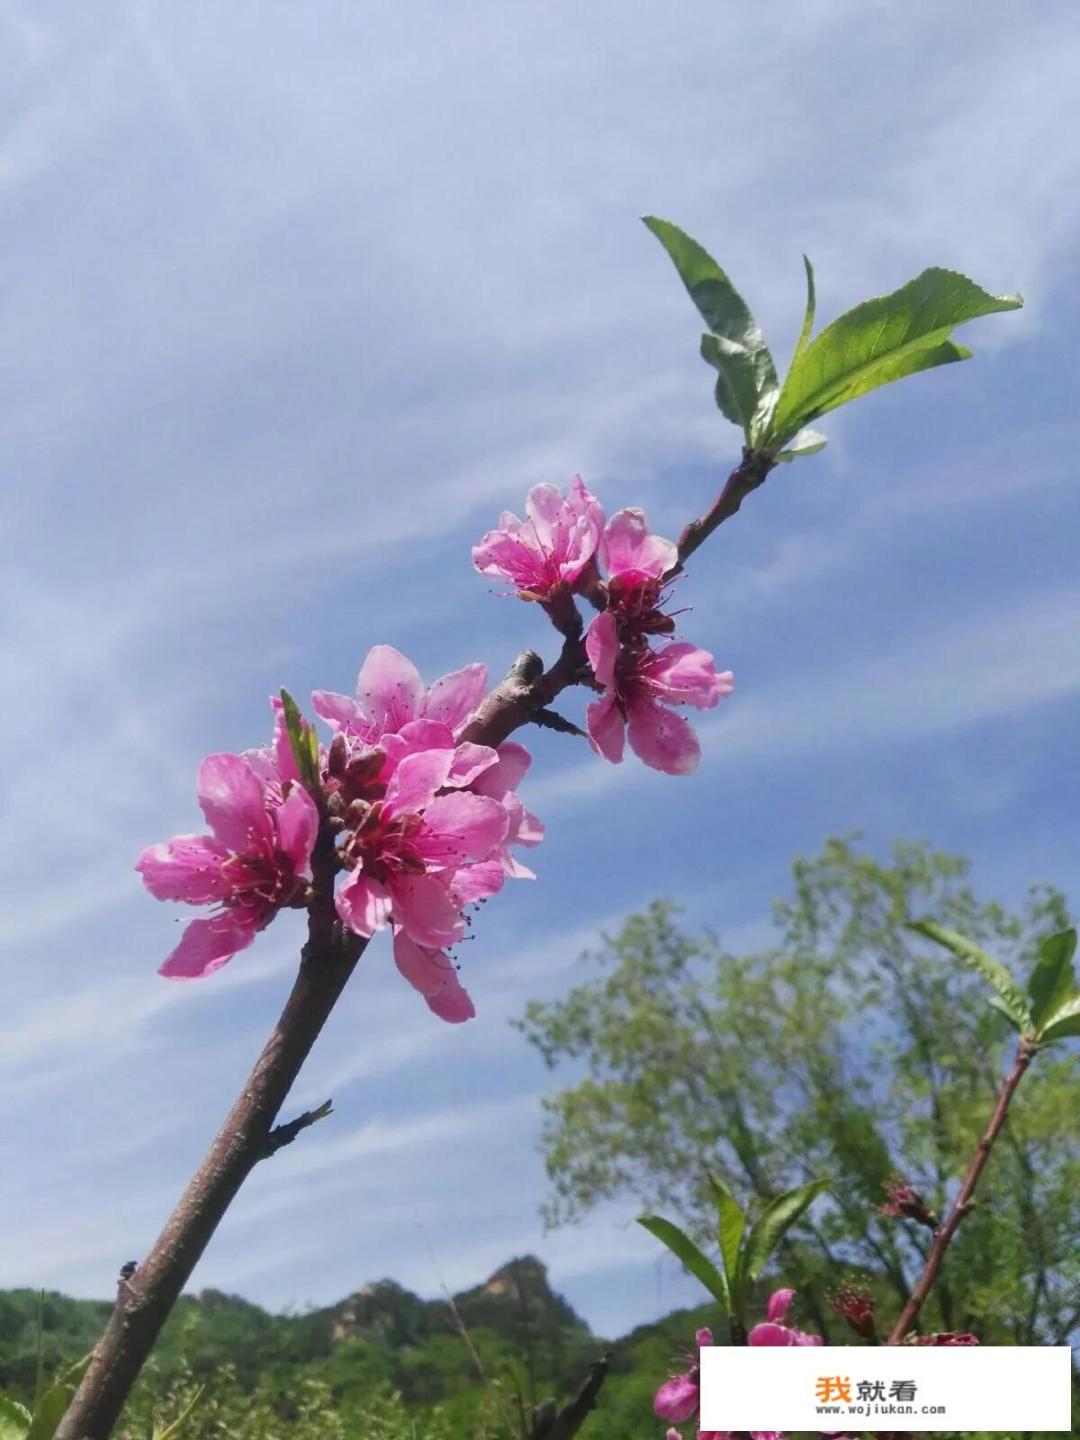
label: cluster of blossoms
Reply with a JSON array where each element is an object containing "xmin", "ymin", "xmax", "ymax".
[
  {"xmin": 654, "ymin": 1289, "xmax": 823, "ymax": 1440},
  {"xmin": 138, "ymin": 473, "xmax": 732, "ymax": 1015},
  {"xmin": 474, "ymin": 476, "xmax": 733, "ymax": 775},
  {"xmin": 655, "ymin": 1285, "xmax": 978, "ymax": 1440},
  {"xmin": 137, "ymin": 647, "xmax": 541, "ymax": 1023}
]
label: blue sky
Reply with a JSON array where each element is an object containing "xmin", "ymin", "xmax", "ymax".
[{"xmin": 2, "ymin": 1, "xmax": 1079, "ymax": 1340}]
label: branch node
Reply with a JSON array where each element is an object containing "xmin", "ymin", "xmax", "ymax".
[
  {"xmin": 262, "ymin": 1099, "xmax": 333, "ymax": 1159},
  {"xmin": 532, "ymin": 708, "xmax": 586, "ymax": 738}
]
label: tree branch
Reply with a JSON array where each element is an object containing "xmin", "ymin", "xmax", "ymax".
[
  {"xmin": 531, "ymin": 1354, "xmax": 612, "ymax": 1439},
  {"xmin": 58, "ymin": 452, "xmax": 769, "ymax": 1437},
  {"xmin": 55, "ymin": 827, "xmax": 364, "ymax": 1440},
  {"xmin": 886, "ymin": 1037, "xmax": 1037, "ymax": 1344}
]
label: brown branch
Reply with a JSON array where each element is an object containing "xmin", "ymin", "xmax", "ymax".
[
  {"xmin": 58, "ymin": 452, "xmax": 768, "ymax": 1438},
  {"xmin": 532, "ymin": 1353, "xmax": 612, "ymax": 1440},
  {"xmin": 55, "ymin": 827, "xmax": 365, "ymax": 1440},
  {"xmin": 886, "ymin": 1036, "xmax": 1037, "ymax": 1344},
  {"xmin": 670, "ymin": 447, "xmax": 774, "ymax": 575}
]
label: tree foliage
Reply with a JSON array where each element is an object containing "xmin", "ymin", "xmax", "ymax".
[{"xmin": 517, "ymin": 837, "xmax": 1080, "ymax": 1348}]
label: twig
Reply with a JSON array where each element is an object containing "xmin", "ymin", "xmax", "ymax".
[
  {"xmin": 262, "ymin": 1098, "xmax": 333, "ymax": 1157},
  {"xmin": 886, "ymin": 1036, "xmax": 1037, "ymax": 1344},
  {"xmin": 55, "ymin": 828, "xmax": 365, "ymax": 1440},
  {"xmin": 670, "ymin": 448, "xmax": 774, "ymax": 575},
  {"xmin": 532, "ymin": 1354, "xmax": 612, "ymax": 1440}
]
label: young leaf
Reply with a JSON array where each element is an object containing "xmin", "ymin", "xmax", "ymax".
[
  {"xmin": 739, "ymin": 1178, "xmax": 831, "ymax": 1286},
  {"xmin": 644, "ymin": 216, "xmax": 779, "ymax": 442},
  {"xmin": 699, "ymin": 334, "xmax": 769, "ymax": 438},
  {"xmin": 765, "ymin": 268, "xmax": 1021, "ymax": 448},
  {"xmin": 0, "ymin": 1397, "xmax": 32, "ymax": 1440},
  {"xmin": 1028, "ymin": 928, "xmax": 1078, "ymax": 1031},
  {"xmin": 1037, "ymin": 994, "xmax": 1080, "ymax": 1045},
  {"xmin": 789, "ymin": 254, "xmax": 816, "ymax": 371},
  {"xmin": 772, "ymin": 427, "xmax": 827, "ymax": 463},
  {"xmin": 987, "ymin": 994, "xmax": 1025, "ymax": 1032},
  {"xmin": 708, "ymin": 1173, "xmax": 746, "ymax": 1303},
  {"xmin": 638, "ymin": 1214, "xmax": 729, "ymax": 1306},
  {"xmin": 907, "ymin": 919, "xmax": 1032, "ymax": 1033},
  {"xmin": 279, "ymin": 688, "xmax": 320, "ymax": 790}
]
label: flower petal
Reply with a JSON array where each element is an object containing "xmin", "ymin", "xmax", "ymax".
[
  {"xmin": 585, "ymin": 611, "xmax": 619, "ymax": 687},
  {"xmin": 426, "ymin": 978, "xmax": 476, "ymax": 1023},
  {"xmin": 450, "ymin": 859, "xmax": 506, "ymax": 904},
  {"xmin": 470, "ymin": 741, "xmax": 532, "ymax": 798},
  {"xmin": 384, "ymin": 747, "xmax": 455, "ymax": 814},
  {"xmin": 644, "ymin": 642, "xmax": 734, "ymax": 710},
  {"xmin": 136, "ymin": 835, "xmax": 232, "ymax": 904},
  {"xmin": 601, "ymin": 507, "xmax": 677, "ymax": 580},
  {"xmin": 447, "ymin": 742, "xmax": 499, "ymax": 789},
  {"xmin": 336, "ymin": 871, "xmax": 392, "ymax": 936},
  {"xmin": 311, "ymin": 689, "xmax": 369, "ymax": 735},
  {"xmin": 626, "ymin": 695, "xmax": 700, "ymax": 775},
  {"xmin": 421, "ymin": 663, "xmax": 488, "ymax": 732},
  {"xmin": 413, "ymin": 792, "xmax": 508, "ymax": 867},
  {"xmin": 393, "ymin": 930, "xmax": 456, "ymax": 996},
  {"xmin": 766, "ymin": 1288, "xmax": 795, "ymax": 1323},
  {"xmin": 585, "ymin": 691, "xmax": 625, "ymax": 764},
  {"xmin": 355, "ymin": 645, "xmax": 424, "ymax": 734},
  {"xmin": 158, "ymin": 913, "xmax": 257, "ymax": 979},
  {"xmin": 197, "ymin": 754, "xmax": 272, "ymax": 851},
  {"xmin": 275, "ymin": 784, "xmax": 319, "ymax": 878},
  {"xmin": 654, "ymin": 1374, "xmax": 700, "ymax": 1423},
  {"xmin": 747, "ymin": 1322, "xmax": 794, "ymax": 1347},
  {"xmin": 389, "ymin": 874, "xmax": 464, "ymax": 947}
]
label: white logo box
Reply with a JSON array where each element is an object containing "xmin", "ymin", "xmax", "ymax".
[{"xmin": 699, "ymin": 1344, "xmax": 1073, "ymax": 1433}]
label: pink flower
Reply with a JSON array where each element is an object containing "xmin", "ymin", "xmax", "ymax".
[
  {"xmin": 654, "ymin": 1329, "xmax": 712, "ymax": 1423},
  {"xmin": 472, "ymin": 475, "xmax": 604, "ymax": 600},
  {"xmin": 585, "ymin": 612, "xmax": 733, "ymax": 775},
  {"xmin": 913, "ymin": 1332, "xmax": 980, "ymax": 1346},
  {"xmin": 601, "ymin": 507, "xmax": 678, "ymax": 609},
  {"xmin": 469, "ymin": 740, "xmax": 544, "ymax": 878},
  {"xmin": 136, "ymin": 753, "xmax": 318, "ymax": 979},
  {"xmin": 336, "ymin": 748, "xmax": 508, "ymax": 950},
  {"xmin": 748, "ymin": 1289, "xmax": 822, "ymax": 1349},
  {"xmin": 313, "ymin": 645, "xmax": 487, "ymax": 746}
]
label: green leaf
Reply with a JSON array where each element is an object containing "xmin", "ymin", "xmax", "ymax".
[
  {"xmin": 739, "ymin": 1178, "xmax": 831, "ymax": 1286},
  {"xmin": 638, "ymin": 1214, "xmax": 729, "ymax": 1306},
  {"xmin": 644, "ymin": 216, "xmax": 779, "ymax": 442},
  {"xmin": 1028, "ymin": 928, "xmax": 1078, "ymax": 1031},
  {"xmin": 765, "ymin": 267, "xmax": 1021, "ymax": 447},
  {"xmin": 907, "ymin": 919, "xmax": 1032, "ymax": 1033},
  {"xmin": 790, "ymin": 254, "xmax": 816, "ymax": 370},
  {"xmin": 707, "ymin": 1174, "xmax": 745, "ymax": 1303},
  {"xmin": 279, "ymin": 688, "xmax": 320, "ymax": 790},
  {"xmin": 1037, "ymin": 994, "xmax": 1080, "ymax": 1044},
  {"xmin": 987, "ymin": 994, "xmax": 1025, "ymax": 1032},
  {"xmin": 699, "ymin": 334, "xmax": 768, "ymax": 438},
  {"xmin": 0, "ymin": 1398, "xmax": 32, "ymax": 1440},
  {"xmin": 26, "ymin": 1385, "xmax": 74, "ymax": 1440},
  {"xmin": 772, "ymin": 427, "xmax": 828, "ymax": 463}
]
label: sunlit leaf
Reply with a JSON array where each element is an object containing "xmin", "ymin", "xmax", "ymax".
[
  {"xmin": 740, "ymin": 1178, "xmax": 831, "ymax": 1285},
  {"xmin": 644, "ymin": 216, "xmax": 779, "ymax": 441},
  {"xmin": 772, "ymin": 427, "xmax": 828, "ymax": 463},
  {"xmin": 638, "ymin": 1214, "xmax": 729, "ymax": 1306},
  {"xmin": 765, "ymin": 268, "xmax": 1021, "ymax": 447},
  {"xmin": 908, "ymin": 919, "xmax": 1032, "ymax": 1033},
  {"xmin": 1028, "ymin": 928, "xmax": 1077, "ymax": 1032}
]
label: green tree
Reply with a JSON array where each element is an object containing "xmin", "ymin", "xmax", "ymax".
[{"xmin": 517, "ymin": 837, "xmax": 1080, "ymax": 1347}]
